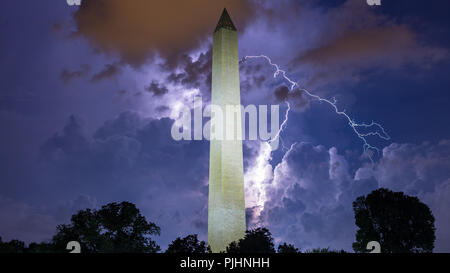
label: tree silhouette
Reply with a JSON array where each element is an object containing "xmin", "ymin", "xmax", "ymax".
[
  {"xmin": 27, "ymin": 242, "xmax": 56, "ymax": 253},
  {"xmin": 165, "ymin": 234, "xmax": 211, "ymax": 253},
  {"xmin": 0, "ymin": 237, "xmax": 26, "ymax": 253},
  {"xmin": 277, "ymin": 242, "xmax": 299, "ymax": 253},
  {"xmin": 304, "ymin": 247, "xmax": 346, "ymax": 253},
  {"xmin": 226, "ymin": 227, "xmax": 275, "ymax": 253},
  {"xmin": 52, "ymin": 201, "xmax": 161, "ymax": 253},
  {"xmin": 353, "ymin": 188, "xmax": 435, "ymax": 253}
]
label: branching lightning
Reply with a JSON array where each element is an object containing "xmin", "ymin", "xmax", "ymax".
[{"xmin": 241, "ymin": 55, "xmax": 391, "ymax": 161}]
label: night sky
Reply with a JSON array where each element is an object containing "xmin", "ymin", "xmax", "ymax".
[{"xmin": 1, "ymin": 0, "xmax": 450, "ymax": 252}]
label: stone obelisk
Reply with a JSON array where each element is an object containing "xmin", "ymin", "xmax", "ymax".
[{"xmin": 208, "ymin": 8, "xmax": 246, "ymax": 253}]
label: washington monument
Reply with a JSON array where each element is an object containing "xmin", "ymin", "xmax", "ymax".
[{"xmin": 208, "ymin": 8, "xmax": 246, "ymax": 253}]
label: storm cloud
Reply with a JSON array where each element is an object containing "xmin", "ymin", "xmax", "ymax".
[
  {"xmin": 90, "ymin": 63, "xmax": 122, "ymax": 83},
  {"xmin": 249, "ymin": 140, "xmax": 450, "ymax": 251},
  {"xmin": 73, "ymin": 0, "xmax": 257, "ymax": 67},
  {"xmin": 35, "ymin": 111, "xmax": 210, "ymax": 247},
  {"xmin": 288, "ymin": 0, "xmax": 448, "ymax": 87},
  {"xmin": 1, "ymin": 0, "xmax": 450, "ymax": 253}
]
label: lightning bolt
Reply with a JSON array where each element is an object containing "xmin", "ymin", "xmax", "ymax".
[
  {"xmin": 241, "ymin": 54, "xmax": 391, "ymax": 161},
  {"xmin": 241, "ymin": 54, "xmax": 391, "ymax": 226}
]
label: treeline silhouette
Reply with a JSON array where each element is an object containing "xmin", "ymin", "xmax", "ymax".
[{"xmin": 0, "ymin": 188, "xmax": 436, "ymax": 253}]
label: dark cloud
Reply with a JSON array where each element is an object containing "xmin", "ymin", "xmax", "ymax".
[
  {"xmin": 90, "ymin": 63, "xmax": 121, "ymax": 83},
  {"xmin": 40, "ymin": 115, "xmax": 90, "ymax": 164},
  {"xmin": 274, "ymin": 85, "xmax": 309, "ymax": 111},
  {"xmin": 73, "ymin": 0, "xmax": 257, "ymax": 67},
  {"xmin": 293, "ymin": 24, "xmax": 447, "ymax": 70},
  {"xmin": 289, "ymin": 0, "xmax": 448, "ymax": 87},
  {"xmin": 192, "ymin": 218, "xmax": 207, "ymax": 230},
  {"xmin": 36, "ymin": 111, "xmax": 210, "ymax": 248},
  {"xmin": 155, "ymin": 105, "xmax": 170, "ymax": 113},
  {"xmin": 165, "ymin": 49, "xmax": 212, "ymax": 96},
  {"xmin": 240, "ymin": 62, "xmax": 267, "ymax": 95},
  {"xmin": 145, "ymin": 81, "xmax": 169, "ymax": 97},
  {"xmin": 296, "ymin": 26, "xmax": 413, "ymax": 65},
  {"xmin": 252, "ymin": 75, "xmax": 266, "ymax": 88},
  {"xmin": 41, "ymin": 112, "xmax": 206, "ymax": 187},
  {"xmin": 60, "ymin": 64, "xmax": 90, "ymax": 84},
  {"xmin": 245, "ymin": 206, "xmax": 258, "ymax": 229},
  {"xmin": 93, "ymin": 111, "xmax": 142, "ymax": 140}
]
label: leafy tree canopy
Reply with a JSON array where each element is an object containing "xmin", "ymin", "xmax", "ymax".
[
  {"xmin": 353, "ymin": 188, "xmax": 435, "ymax": 253},
  {"xmin": 277, "ymin": 242, "xmax": 299, "ymax": 253},
  {"xmin": 226, "ymin": 227, "xmax": 275, "ymax": 253},
  {"xmin": 166, "ymin": 234, "xmax": 210, "ymax": 253},
  {"xmin": 304, "ymin": 247, "xmax": 347, "ymax": 253},
  {"xmin": 52, "ymin": 201, "xmax": 161, "ymax": 253},
  {"xmin": 0, "ymin": 237, "xmax": 26, "ymax": 253}
]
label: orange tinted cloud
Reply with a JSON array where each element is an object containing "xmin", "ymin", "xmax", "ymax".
[
  {"xmin": 295, "ymin": 26, "xmax": 416, "ymax": 65},
  {"xmin": 74, "ymin": 0, "xmax": 256, "ymax": 66}
]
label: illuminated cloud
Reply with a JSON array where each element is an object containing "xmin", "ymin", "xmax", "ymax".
[
  {"xmin": 248, "ymin": 140, "xmax": 450, "ymax": 251},
  {"xmin": 73, "ymin": 0, "xmax": 257, "ymax": 66}
]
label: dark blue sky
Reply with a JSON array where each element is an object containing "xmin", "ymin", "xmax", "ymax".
[{"xmin": 1, "ymin": 0, "xmax": 449, "ymax": 251}]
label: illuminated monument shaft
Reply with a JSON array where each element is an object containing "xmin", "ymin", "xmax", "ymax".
[{"xmin": 208, "ymin": 8, "xmax": 246, "ymax": 253}]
